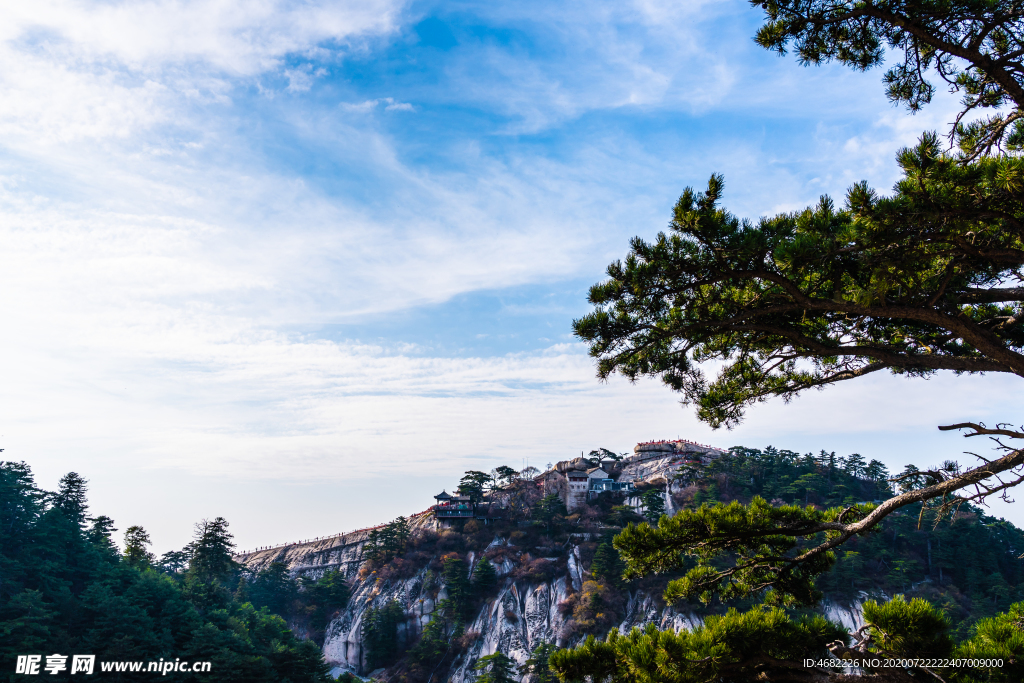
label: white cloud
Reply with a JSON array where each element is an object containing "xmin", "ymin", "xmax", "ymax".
[
  {"xmin": 0, "ymin": 0, "xmax": 404, "ymax": 147},
  {"xmin": 0, "ymin": 0, "xmax": 402, "ymax": 73},
  {"xmin": 384, "ymin": 100, "xmax": 414, "ymax": 112},
  {"xmin": 341, "ymin": 97, "xmax": 415, "ymax": 112},
  {"xmin": 3, "ymin": 0, "xmax": 1021, "ymax": 545}
]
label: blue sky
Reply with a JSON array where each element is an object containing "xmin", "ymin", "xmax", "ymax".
[{"xmin": 1, "ymin": 0, "xmax": 1022, "ymax": 553}]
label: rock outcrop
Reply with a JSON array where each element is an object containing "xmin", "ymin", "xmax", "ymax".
[{"xmin": 235, "ymin": 518, "xmax": 870, "ymax": 681}]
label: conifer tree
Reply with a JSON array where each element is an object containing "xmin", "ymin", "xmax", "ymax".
[
  {"xmin": 472, "ymin": 556, "xmax": 498, "ymax": 598},
  {"xmin": 304, "ymin": 569, "xmax": 351, "ymax": 639},
  {"xmin": 188, "ymin": 517, "xmax": 236, "ymax": 583},
  {"xmin": 574, "ymin": 0, "xmax": 1024, "ymax": 604},
  {"xmin": 474, "ymin": 652, "xmax": 516, "ymax": 683},
  {"xmin": 518, "ymin": 642, "xmax": 558, "ymax": 683},
  {"xmin": 365, "ymin": 516, "xmax": 411, "ymax": 564},
  {"xmin": 361, "ymin": 600, "xmax": 405, "ymax": 670},
  {"xmin": 86, "ymin": 515, "xmax": 117, "ymax": 548},
  {"xmin": 458, "ymin": 470, "xmax": 492, "ymax": 500},
  {"xmin": 247, "ymin": 561, "xmax": 297, "ymax": 615},
  {"xmin": 844, "ymin": 453, "xmax": 867, "ymax": 479},
  {"xmin": 953, "ymin": 601, "xmax": 1024, "ymax": 681},
  {"xmin": 123, "ymin": 525, "xmax": 155, "ymax": 568},
  {"xmin": 441, "ymin": 556, "xmax": 472, "ymax": 620},
  {"xmin": 639, "ymin": 489, "xmax": 666, "ymax": 525},
  {"xmin": 550, "ymin": 607, "xmax": 847, "ymax": 682},
  {"xmin": 493, "ymin": 465, "xmax": 519, "ymax": 487},
  {"xmin": 156, "ymin": 548, "xmax": 190, "ymax": 574},
  {"xmin": 532, "ymin": 493, "xmax": 567, "ymax": 535},
  {"xmin": 1, "ymin": 461, "xmax": 332, "ymax": 683},
  {"xmin": 590, "ymin": 533, "xmax": 626, "ymax": 590},
  {"xmin": 53, "ymin": 472, "xmax": 89, "ymax": 528}
]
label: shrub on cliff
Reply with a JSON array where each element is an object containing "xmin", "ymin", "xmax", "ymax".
[{"xmin": 559, "ymin": 580, "xmax": 624, "ymax": 638}]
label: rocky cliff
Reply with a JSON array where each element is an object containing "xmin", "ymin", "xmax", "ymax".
[{"xmin": 235, "ymin": 514, "xmax": 870, "ymax": 682}]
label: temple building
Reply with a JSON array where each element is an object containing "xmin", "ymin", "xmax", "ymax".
[{"xmin": 432, "ymin": 490, "xmax": 505, "ymax": 527}]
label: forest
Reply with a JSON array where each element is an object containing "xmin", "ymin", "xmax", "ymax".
[
  {"xmin": 4, "ymin": 447, "xmax": 1024, "ymax": 682},
  {"xmin": 0, "ymin": 461, "xmax": 338, "ymax": 683}
]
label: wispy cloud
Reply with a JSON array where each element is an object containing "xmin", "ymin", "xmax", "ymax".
[
  {"xmin": 341, "ymin": 97, "xmax": 415, "ymax": 112},
  {"xmin": 3, "ymin": 0, "xmax": 1019, "ymax": 548}
]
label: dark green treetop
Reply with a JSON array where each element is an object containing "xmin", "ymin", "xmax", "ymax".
[
  {"xmin": 752, "ymin": 0, "xmax": 1024, "ymax": 158},
  {"xmin": 532, "ymin": 493, "xmax": 567, "ymax": 535},
  {"xmin": 123, "ymin": 524, "xmax": 155, "ymax": 569},
  {"xmin": 617, "ymin": 497, "xmax": 873, "ymax": 606},
  {"xmin": 575, "ymin": 122, "xmax": 1024, "ymax": 606},
  {"xmin": 86, "ymin": 515, "xmax": 117, "ymax": 548},
  {"xmin": 441, "ymin": 555, "xmax": 473, "ymax": 620},
  {"xmin": 188, "ymin": 516, "xmax": 237, "ymax": 583},
  {"xmin": 639, "ymin": 489, "xmax": 666, "ymax": 526},
  {"xmin": 474, "ymin": 651, "xmax": 517, "ymax": 683},
  {"xmin": 574, "ymin": 142, "xmax": 1024, "ymax": 431},
  {"xmin": 518, "ymin": 642, "xmax": 558, "ymax": 683},
  {"xmin": 589, "ymin": 447, "xmax": 622, "ymax": 461},
  {"xmin": 952, "ymin": 601, "xmax": 1024, "ymax": 681},
  {"xmin": 458, "ymin": 470, "xmax": 492, "ymax": 500},
  {"xmin": 493, "ymin": 465, "xmax": 520, "ymax": 487},
  {"xmin": 0, "ymin": 460, "xmax": 331, "ymax": 683},
  {"xmin": 589, "ymin": 532, "xmax": 627, "ymax": 590},
  {"xmin": 550, "ymin": 594, "xmax": 1012, "ymax": 682},
  {"xmin": 472, "ymin": 556, "xmax": 498, "ymax": 597},
  {"xmin": 361, "ymin": 600, "xmax": 405, "ymax": 670},
  {"xmin": 54, "ymin": 472, "xmax": 89, "ymax": 528},
  {"xmin": 365, "ymin": 516, "xmax": 411, "ymax": 564}
]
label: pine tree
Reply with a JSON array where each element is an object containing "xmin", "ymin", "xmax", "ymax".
[
  {"xmin": 639, "ymin": 489, "xmax": 666, "ymax": 525},
  {"xmin": 493, "ymin": 465, "xmax": 519, "ymax": 487},
  {"xmin": 361, "ymin": 600, "xmax": 405, "ymax": 670},
  {"xmin": 532, "ymin": 493, "xmax": 566, "ymax": 535},
  {"xmin": 953, "ymin": 602, "xmax": 1024, "ymax": 682},
  {"xmin": 590, "ymin": 533, "xmax": 626, "ymax": 589},
  {"xmin": 123, "ymin": 525, "xmax": 155, "ymax": 568},
  {"xmin": 441, "ymin": 556, "xmax": 472, "ymax": 620},
  {"xmin": 551, "ymin": 607, "xmax": 846, "ymax": 682},
  {"xmin": 86, "ymin": 515, "xmax": 117, "ymax": 548},
  {"xmin": 472, "ymin": 556, "xmax": 498, "ymax": 598},
  {"xmin": 572, "ymin": 0, "xmax": 1024, "ymax": 589},
  {"xmin": 408, "ymin": 609, "xmax": 462, "ymax": 673},
  {"xmin": 474, "ymin": 652, "xmax": 516, "ymax": 683},
  {"xmin": 156, "ymin": 548, "xmax": 190, "ymax": 574},
  {"xmin": 0, "ymin": 461, "xmax": 333, "ymax": 683},
  {"xmin": 53, "ymin": 472, "xmax": 89, "ymax": 528},
  {"xmin": 518, "ymin": 642, "xmax": 558, "ymax": 683},
  {"xmin": 457, "ymin": 471, "xmax": 492, "ymax": 501},
  {"xmin": 365, "ymin": 516, "xmax": 411, "ymax": 564},
  {"xmin": 188, "ymin": 517, "xmax": 237, "ymax": 583},
  {"xmin": 844, "ymin": 453, "xmax": 866, "ymax": 479},
  {"xmin": 247, "ymin": 561, "xmax": 297, "ymax": 615},
  {"xmin": 865, "ymin": 459, "xmax": 889, "ymax": 483},
  {"xmin": 304, "ymin": 569, "xmax": 351, "ymax": 639}
]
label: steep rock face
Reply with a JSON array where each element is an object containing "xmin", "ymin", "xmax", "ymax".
[
  {"xmin": 236, "ymin": 531, "xmax": 371, "ymax": 581},
  {"xmin": 237, "ymin": 523, "xmax": 873, "ymax": 680},
  {"xmin": 323, "ymin": 568, "xmax": 435, "ymax": 671},
  {"xmin": 448, "ymin": 577, "xmax": 573, "ymax": 683}
]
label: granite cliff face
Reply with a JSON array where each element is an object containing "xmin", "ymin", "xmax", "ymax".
[{"xmin": 235, "ymin": 516, "xmax": 869, "ymax": 681}]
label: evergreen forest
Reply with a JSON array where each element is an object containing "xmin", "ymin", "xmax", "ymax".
[{"xmin": 0, "ymin": 461, "xmax": 343, "ymax": 683}]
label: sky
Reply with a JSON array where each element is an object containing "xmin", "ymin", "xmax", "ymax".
[{"xmin": 1, "ymin": 0, "xmax": 1022, "ymax": 554}]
